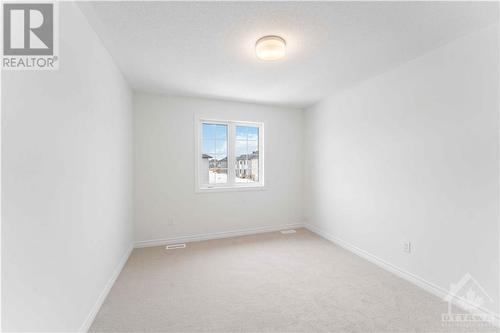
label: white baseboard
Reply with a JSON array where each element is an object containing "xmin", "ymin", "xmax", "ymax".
[
  {"xmin": 304, "ymin": 223, "xmax": 500, "ymax": 328},
  {"xmin": 134, "ymin": 223, "xmax": 306, "ymax": 248},
  {"xmin": 79, "ymin": 244, "xmax": 134, "ymax": 332}
]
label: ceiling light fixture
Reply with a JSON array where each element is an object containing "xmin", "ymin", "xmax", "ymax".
[{"xmin": 255, "ymin": 35, "xmax": 286, "ymax": 61}]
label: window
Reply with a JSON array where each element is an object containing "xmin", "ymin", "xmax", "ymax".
[{"xmin": 196, "ymin": 118, "xmax": 264, "ymax": 191}]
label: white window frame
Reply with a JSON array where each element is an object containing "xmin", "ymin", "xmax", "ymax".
[{"xmin": 195, "ymin": 116, "xmax": 265, "ymax": 192}]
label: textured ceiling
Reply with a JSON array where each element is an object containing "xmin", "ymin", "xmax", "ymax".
[{"xmin": 79, "ymin": 1, "xmax": 497, "ymax": 108}]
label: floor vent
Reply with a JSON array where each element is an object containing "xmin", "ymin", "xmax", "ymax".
[
  {"xmin": 280, "ymin": 229, "xmax": 297, "ymax": 234},
  {"xmin": 166, "ymin": 243, "xmax": 186, "ymax": 250}
]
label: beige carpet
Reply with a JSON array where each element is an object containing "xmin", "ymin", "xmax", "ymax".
[{"xmin": 90, "ymin": 228, "xmax": 498, "ymax": 332}]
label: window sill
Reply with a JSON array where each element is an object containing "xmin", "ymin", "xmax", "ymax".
[{"xmin": 196, "ymin": 185, "xmax": 266, "ymax": 193}]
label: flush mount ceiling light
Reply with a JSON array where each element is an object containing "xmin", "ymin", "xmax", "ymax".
[{"xmin": 255, "ymin": 35, "xmax": 286, "ymax": 61}]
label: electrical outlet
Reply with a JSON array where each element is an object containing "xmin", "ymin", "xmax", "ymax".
[
  {"xmin": 403, "ymin": 241, "xmax": 412, "ymax": 254},
  {"xmin": 167, "ymin": 218, "xmax": 174, "ymax": 227}
]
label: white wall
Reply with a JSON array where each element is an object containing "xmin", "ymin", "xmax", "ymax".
[
  {"xmin": 1, "ymin": 3, "xmax": 133, "ymax": 331},
  {"xmin": 133, "ymin": 93, "xmax": 303, "ymax": 242},
  {"xmin": 304, "ymin": 24, "xmax": 499, "ymax": 315}
]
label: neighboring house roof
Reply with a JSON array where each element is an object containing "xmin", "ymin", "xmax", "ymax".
[
  {"xmin": 203, "ymin": 154, "xmax": 228, "ymax": 162},
  {"xmin": 236, "ymin": 151, "xmax": 259, "ymax": 161},
  {"xmin": 204, "ymin": 153, "xmax": 258, "ymax": 161}
]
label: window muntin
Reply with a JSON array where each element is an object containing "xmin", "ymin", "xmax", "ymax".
[{"xmin": 197, "ymin": 119, "xmax": 264, "ymax": 191}]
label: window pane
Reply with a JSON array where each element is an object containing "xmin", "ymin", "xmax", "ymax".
[
  {"xmin": 208, "ymin": 157, "xmax": 218, "ymax": 169},
  {"xmin": 215, "ymin": 155, "xmax": 228, "ymax": 169},
  {"xmin": 201, "ymin": 123, "xmax": 228, "ymax": 187},
  {"xmin": 234, "ymin": 125, "xmax": 259, "ymax": 184},
  {"xmin": 236, "ymin": 126, "xmax": 248, "ymax": 140},
  {"xmin": 235, "ymin": 159, "xmax": 258, "ymax": 183},
  {"xmin": 247, "ymin": 140, "xmax": 258, "ymax": 154},
  {"xmin": 235, "ymin": 155, "xmax": 249, "ymax": 183},
  {"xmin": 235, "ymin": 140, "xmax": 247, "ymax": 157},
  {"xmin": 216, "ymin": 168, "xmax": 227, "ymax": 184},
  {"xmin": 200, "ymin": 155, "xmax": 212, "ymax": 185},
  {"xmin": 215, "ymin": 140, "xmax": 227, "ymax": 155},
  {"xmin": 247, "ymin": 127, "xmax": 259, "ymax": 141},
  {"xmin": 250, "ymin": 157, "xmax": 259, "ymax": 182},
  {"xmin": 216, "ymin": 124, "xmax": 227, "ymax": 140},
  {"xmin": 209, "ymin": 168, "xmax": 227, "ymax": 184},
  {"xmin": 202, "ymin": 139, "xmax": 216, "ymax": 156},
  {"xmin": 235, "ymin": 175, "xmax": 249, "ymax": 183},
  {"xmin": 203, "ymin": 123, "xmax": 216, "ymax": 139}
]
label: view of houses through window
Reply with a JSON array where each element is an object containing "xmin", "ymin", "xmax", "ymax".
[
  {"xmin": 202, "ymin": 123, "xmax": 228, "ymax": 184},
  {"xmin": 200, "ymin": 121, "xmax": 261, "ymax": 188},
  {"xmin": 235, "ymin": 126, "xmax": 259, "ymax": 183}
]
